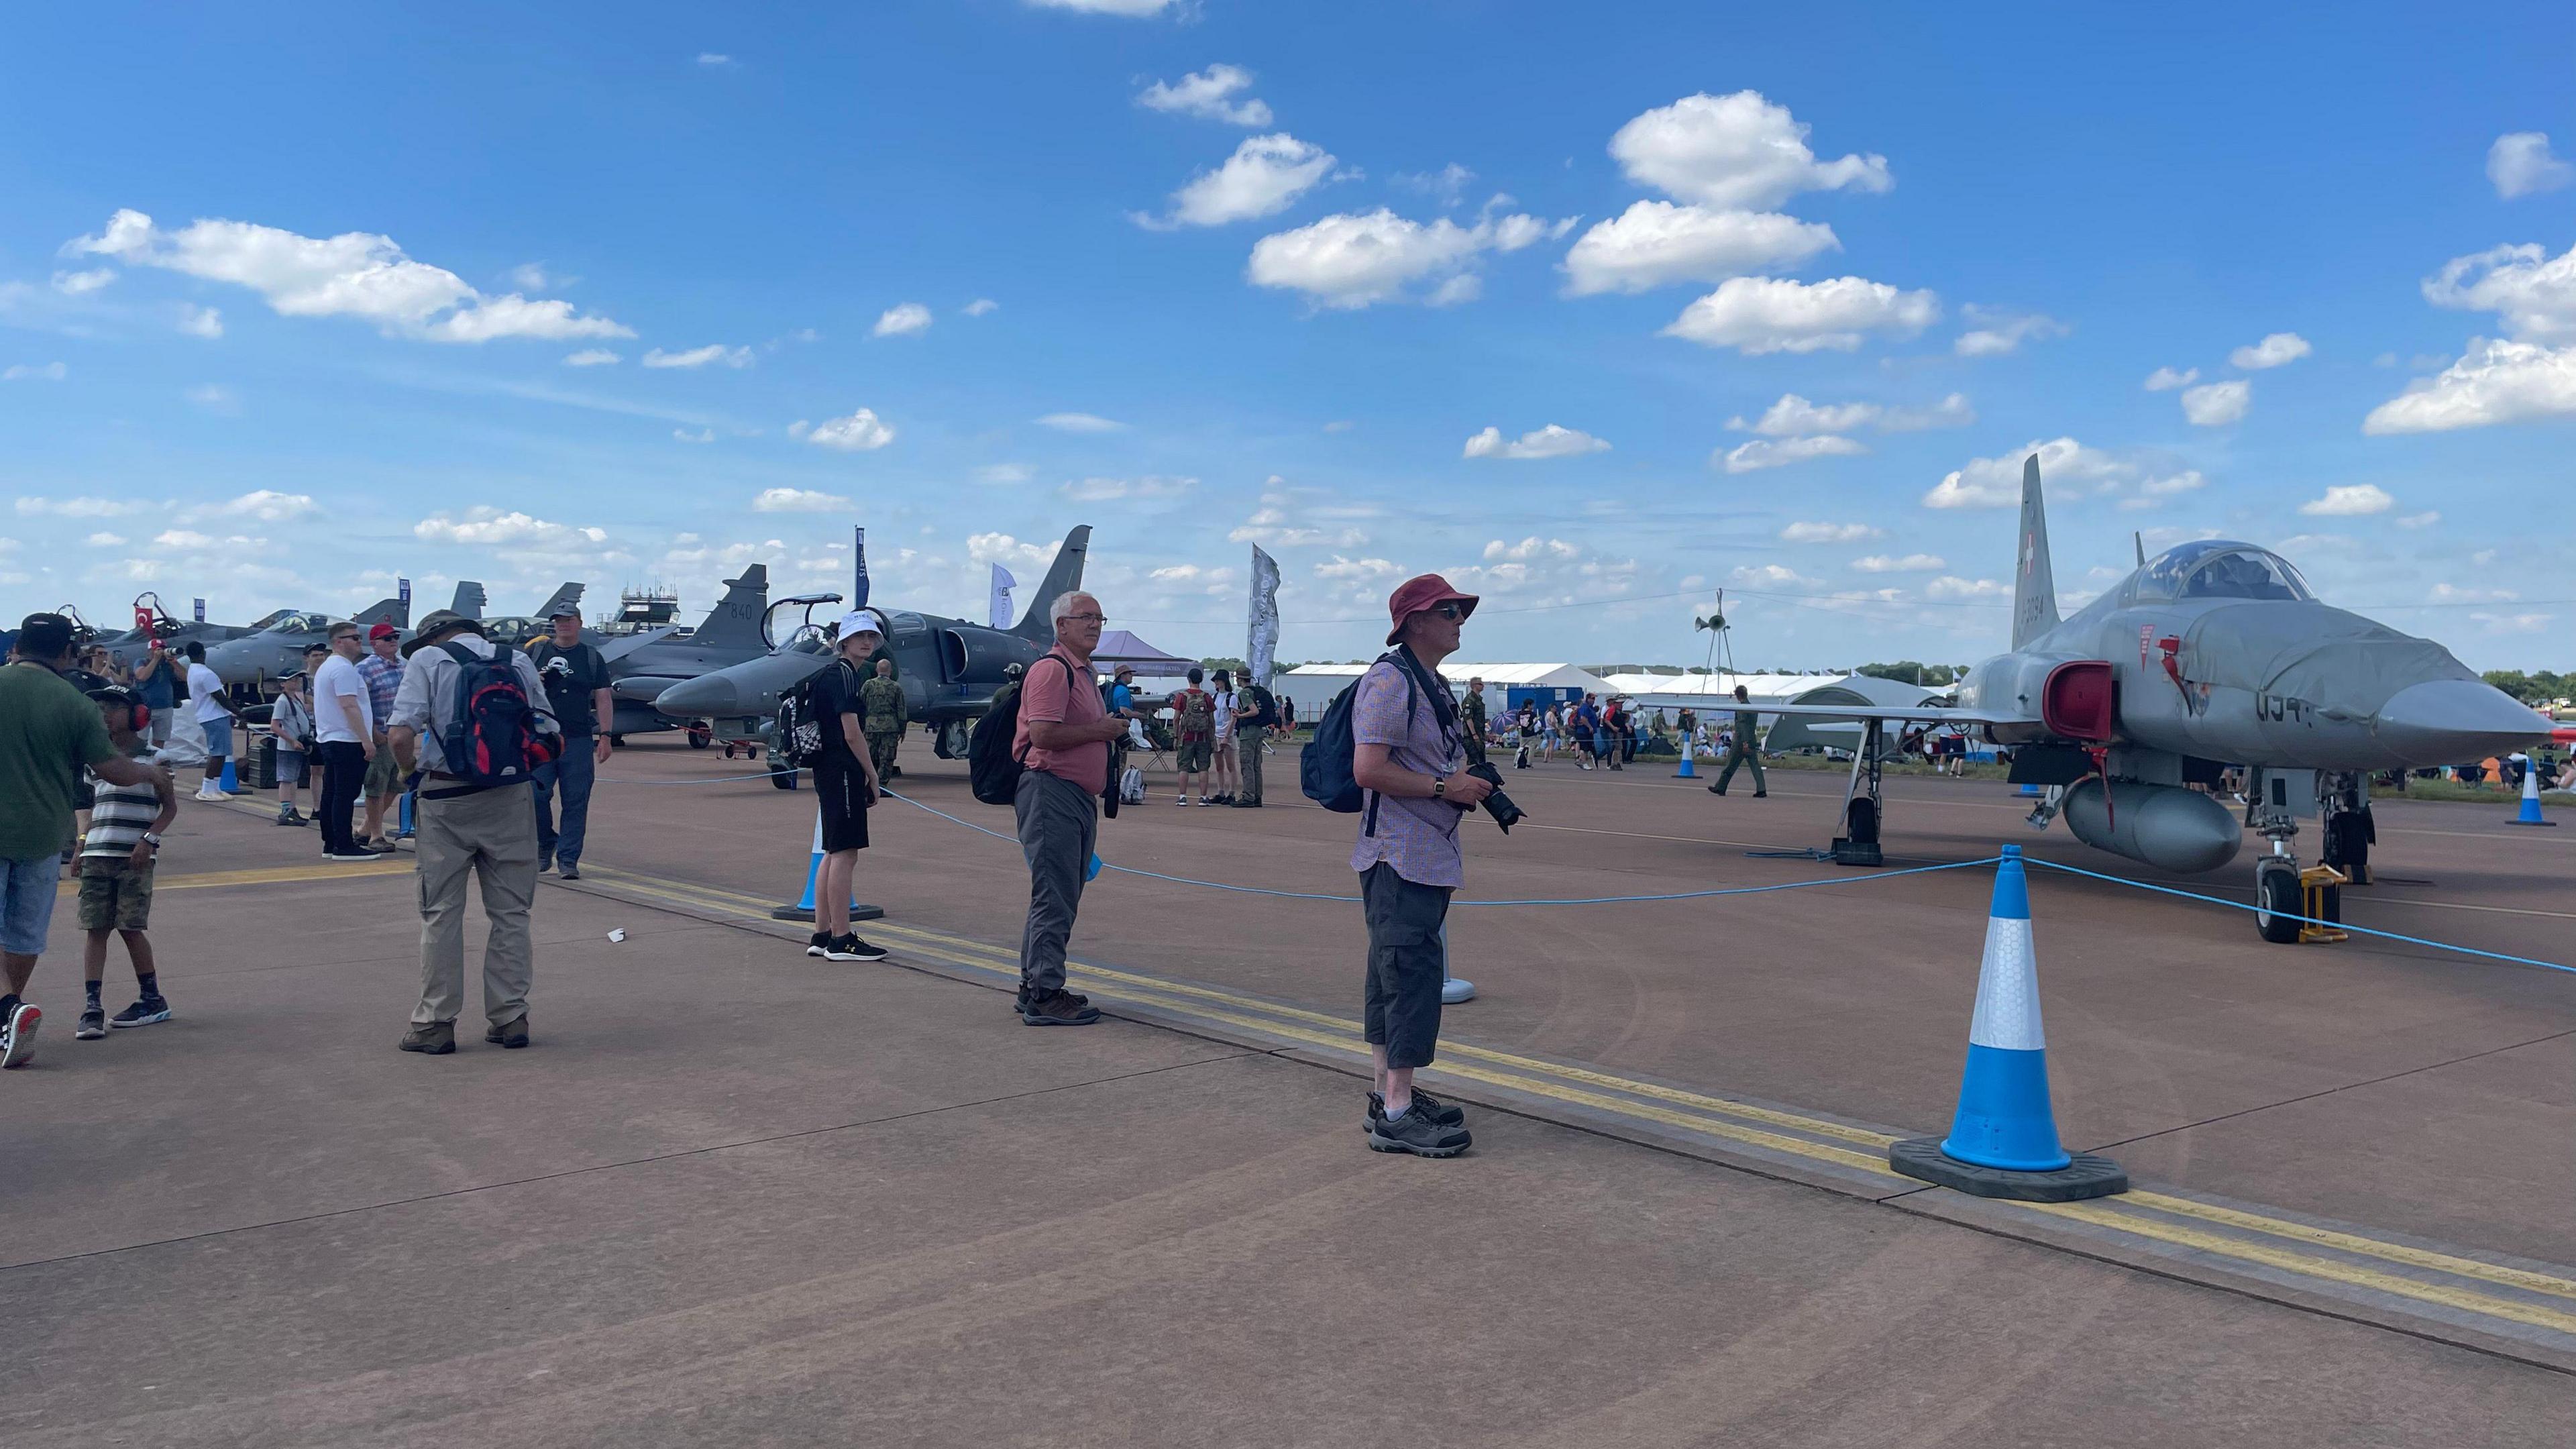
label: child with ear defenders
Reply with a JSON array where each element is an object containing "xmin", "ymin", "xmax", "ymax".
[{"xmin": 74, "ymin": 688, "xmax": 178, "ymax": 1041}]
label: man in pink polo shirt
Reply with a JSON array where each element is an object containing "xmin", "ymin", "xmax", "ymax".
[{"xmin": 1011, "ymin": 589, "xmax": 1132, "ymax": 1026}]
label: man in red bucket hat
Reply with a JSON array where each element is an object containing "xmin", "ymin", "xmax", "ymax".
[{"xmin": 1350, "ymin": 574, "xmax": 1491, "ymax": 1157}]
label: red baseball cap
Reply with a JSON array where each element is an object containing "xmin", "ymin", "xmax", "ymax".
[
  {"xmin": 1385, "ymin": 574, "xmax": 1478, "ymax": 645},
  {"xmin": 368, "ymin": 622, "xmax": 399, "ymax": 641}
]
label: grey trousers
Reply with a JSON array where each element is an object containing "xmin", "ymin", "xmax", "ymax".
[
  {"xmin": 412, "ymin": 782, "xmax": 538, "ymax": 1028},
  {"xmin": 1360, "ymin": 863, "xmax": 1452, "ymax": 1069},
  {"xmin": 1236, "ymin": 732, "xmax": 1264, "ymax": 804},
  {"xmin": 1715, "ymin": 747, "xmax": 1766, "ymax": 793},
  {"xmin": 1014, "ymin": 769, "xmax": 1097, "ymax": 997}
]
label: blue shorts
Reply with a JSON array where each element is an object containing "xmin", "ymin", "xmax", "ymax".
[
  {"xmin": 277, "ymin": 749, "xmax": 309, "ymax": 786},
  {"xmin": 1, "ymin": 853, "xmax": 66, "ymax": 957},
  {"xmin": 203, "ymin": 716, "xmax": 233, "ymax": 759}
]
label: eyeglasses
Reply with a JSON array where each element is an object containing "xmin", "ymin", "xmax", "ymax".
[
  {"xmin": 1429, "ymin": 602, "xmax": 1468, "ymax": 621},
  {"xmin": 1064, "ymin": 612, "xmax": 1108, "ymax": 625}
]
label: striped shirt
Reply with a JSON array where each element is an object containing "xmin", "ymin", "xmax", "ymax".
[
  {"xmin": 1348, "ymin": 653, "xmax": 1466, "ymax": 889},
  {"xmin": 356, "ymin": 653, "xmax": 404, "ymax": 731},
  {"xmin": 83, "ymin": 747, "xmax": 164, "ymax": 860}
]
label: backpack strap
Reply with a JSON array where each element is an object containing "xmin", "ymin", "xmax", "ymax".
[
  {"xmin": 1358, "ymin": 653, "xmax": 1419, "ymax": 839},
  {"xmin": 1011, "ymin": 653, "xmax": 1082, "ymax": 767}
]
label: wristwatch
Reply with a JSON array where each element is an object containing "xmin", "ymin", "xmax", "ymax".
[
  {"xmin": 140, "ymin": 833, "xmax": 162, "ymax": 849},
  {"xmin": 1432, "ymin": 774, "xmax": 1448, "ymax": 800}
]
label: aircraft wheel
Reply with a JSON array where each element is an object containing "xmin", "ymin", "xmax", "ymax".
[
  {"xmin": 769, "ymin": 759, "xmax": 799, "ymax": 791},
  {"xmin": 2321, "ymin": 808, "xmax": 2371, "ymax": 885},
  {"xmin": 687, "ymin": 729, "xmax": 711, "ymax": 750},
  {"xmin": 2253, "ymin": 861, "xmax": 2303, "ymax": 944}
]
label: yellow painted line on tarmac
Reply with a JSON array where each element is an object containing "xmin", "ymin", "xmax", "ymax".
[
  {"xmin": 2030, "ymin": 1198, "xmax": 2576, "ymax": 1339},
  {"xmin": 56, "ymin": 860, "xmax": 411, "ymax": 896},
  {"xmin": 580, "ymin": 861, "xmax": 2576, "ymax": 1341}
]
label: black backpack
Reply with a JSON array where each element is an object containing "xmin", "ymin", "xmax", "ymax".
[
  {"xmin": 1301, "ymin": 653, "xmax": 1419, "ymax": 814},
  {"xmin": 772, "ymin": 660, "xmax": 847, "ymax": 769},
  {"xmin": 436, "ymin": 642, "xmax": 557, "ymax": 786},
  {"xmin": 967, "ymin": 655, "xmax": 1077, "ymax": 806}
]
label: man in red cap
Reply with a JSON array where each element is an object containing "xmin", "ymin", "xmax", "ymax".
[{"xmin": 1349, "ymin": 574, "xmax": 1492, "ymax": 1157}]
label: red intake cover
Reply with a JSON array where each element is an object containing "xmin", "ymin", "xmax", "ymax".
[{"xmin": 2042, "ymin": 661, "xmax": 2116, "ymax": 741}]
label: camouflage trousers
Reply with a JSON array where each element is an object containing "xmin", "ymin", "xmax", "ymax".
[{"xmin": 864, "ymin": 728, "xmax": 902, "ymax": 780}]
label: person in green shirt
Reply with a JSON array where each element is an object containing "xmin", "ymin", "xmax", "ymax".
[
  {"xmin": 1709, "ymin": 683, "xmax": 1768, "ymax": 799},
  {"xmin": 857, "ymin": 657, "xmax": 908, "ymax": 783},
  {"xmin": 1, "ymin": 613, "xmax": 174, "ymax": 1068}
]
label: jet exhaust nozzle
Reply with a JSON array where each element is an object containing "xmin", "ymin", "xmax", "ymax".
[{"xmin": 2061, "ymin": 780, "xmax": 2243, "ymax": 875}]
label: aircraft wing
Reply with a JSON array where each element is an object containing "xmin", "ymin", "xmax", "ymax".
[
  {"xmin": 1734, "ymin": 702, "xmax": 2031, "ymax": 728},
  {"xmin": 598, "ymin": 627, "xmax": 682, "ymax": 663}
]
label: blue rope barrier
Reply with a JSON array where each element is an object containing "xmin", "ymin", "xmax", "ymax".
[
  {"xmin": 2025, "ymin": 858, "xmax": 2575, "ymax": 977},
  {"xmin": 597, "ymin": 769, "xmax": 794, "ymax": 786},
  {"xmin": 878, "ymin": 787, "xmax": 1999, "ymax": 906}
]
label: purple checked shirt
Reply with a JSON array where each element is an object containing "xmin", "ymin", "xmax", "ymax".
[
  {"xmin": 1348, "ymin": 655, "xmax": 1466, "ymax": 889},
  {"xmin": 356, "ymin": 653, "xmax": 403, "ymax": 734}
]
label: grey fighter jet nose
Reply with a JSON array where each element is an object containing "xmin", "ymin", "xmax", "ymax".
[
  {"xmin": 2373, "ymin": 679, "xmax": 2551, "ymax": 763},
  {"xmin": 653, "ymin": 675, "xmax": 738, "ymax": 718}
]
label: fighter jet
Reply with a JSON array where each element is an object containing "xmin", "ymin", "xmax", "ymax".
[
  {"xmin": 96, "ymin": 594, "xmax": 307, "ymax": 672},
  {"xmin": 1735, "ymin": 455, "xmax": 2548, "ymax": 941},
  {"xmin": 203, "ymin": 590, "xmax": 419, "ymax": 686},
  {"xmin": 596, "ymin": 566, "xmax": 782, "ymax": 742},
  {"xmin": 651, "ymin": 525, "xmax": 1093, "ymax": 765},
  {"xmin": 465, "ymin": 581, "xmax": 586, "ymax": 652}
]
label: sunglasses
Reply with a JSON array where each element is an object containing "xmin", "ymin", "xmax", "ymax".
[{"xmin": 1429, "ymin": 602, "xmax": 1468, "ymax": 621}]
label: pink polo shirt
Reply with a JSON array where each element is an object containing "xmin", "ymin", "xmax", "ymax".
[{"xmin": 1012, "ymin": 646, "xmax": 1109, "ymax": 795}]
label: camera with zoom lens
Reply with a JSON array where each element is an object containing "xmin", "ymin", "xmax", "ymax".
[{"xmin": 1461, "ymin": 760, "xmax": 1525, "ymax": 833}]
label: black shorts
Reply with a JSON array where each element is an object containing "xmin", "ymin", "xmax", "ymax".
[{"xmin": 813, "ymin": 754, "xmax": 871, "ymax": 853}]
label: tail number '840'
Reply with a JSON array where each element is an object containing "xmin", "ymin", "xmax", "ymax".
[{"xmin": 2254, "ymin": 692, "xmax": 2312, "ymax": 724}]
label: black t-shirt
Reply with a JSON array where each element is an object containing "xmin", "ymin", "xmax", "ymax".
[
  {"xmin": 528, "ymin": 641, "xmax": 610, "ymax": 736},
  {"xmin": 809, "ymin": 660, "xmax": 863, "ymax": 760}
]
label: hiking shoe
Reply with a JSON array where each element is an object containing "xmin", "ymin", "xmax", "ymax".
[
  {"xmin": 365, "ymin": 839, "xmax": 399, "ymax": 854},
  {"xmin": 110, "ymin": 997, "xmax": 171, "ymax": 1028},
  {"xmin": 1752, "ymin": 790, "xmax": 1767, "ymax": 798},
  {"xmin": 275, "ymin": 807, "xmax": 304, "ymax": 826},
  {"xmin": 76, "ymin": 1006, "xmax": 107, "ymax": 1040},
  {"xmin": 556, "ymin": 865, "xmax": 582, "ymax": 881},
  {"xmin": 484, "ymin": 1015, "xmax": 530, "ymax": 1049},
  {"xmin": 806, "ymin": 930, "xmax": 831, "ymax": 958},
  {"xmin": 1020, "ymin": 988, "xmax": 1101, "ymax": 1026},
  {"xmin": 1, "ymin": 1002, "xmax": 40, "ymax": 1068},
  {"xmin": 1367, "ymin": 1110, "xmax": 1471, "ymax": 1158},
  {"xmin": 1230, "ymin": 798, "xmax": 1262, "ymax": 808},
  {"xmin": 822, "ymin": 935, "xmax": 888, "ymax": 963},
  {"xmin": 398, "ymin": 1021, "xmax": 455, "ymax": 1055},
  {"xmin": 1707, "ymin": 782, "xmax": 1725, "ymax": 795},
  {"xmin": 1364, "ymin": 1088, "xmax": 1465, "ymax": 1133}
]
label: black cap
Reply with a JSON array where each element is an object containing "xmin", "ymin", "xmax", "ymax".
[{"xmin": 15, "ymin": 612, "xmax": 74, "ymax": 661}]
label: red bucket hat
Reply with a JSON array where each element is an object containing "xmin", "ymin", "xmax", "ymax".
[{"xmin": 1385, "ymin": 574, "xmax": 1479, "ymax": 645}]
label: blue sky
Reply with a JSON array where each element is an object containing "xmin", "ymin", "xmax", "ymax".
[{"xmin": 3, "ymin": 1, "xmax": 2570, "ymax": 668}]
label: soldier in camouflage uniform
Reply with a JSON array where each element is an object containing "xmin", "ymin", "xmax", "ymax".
[{"xmin": 859, "ymin": 657, "xmax": 908, "ymax": 782}]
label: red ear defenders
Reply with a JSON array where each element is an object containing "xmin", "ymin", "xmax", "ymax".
[{"xmin": 129, "ymin": 701, "xmax": 152, "ymax": 733}]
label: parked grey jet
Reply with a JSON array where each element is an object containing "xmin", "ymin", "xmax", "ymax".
[
  {"xmin": 650, "ymin": 525, "xmax": 1093, "ymax": 767},
  {"xmin": 464, "ymin": 581, "xmax": 586, "ymax": 652},
  {"xmin": 597, "ymin": 566, "xmax": 781, "ymax": 741},
  {"xmin": 203, "ymin": 592, "xmax": 416, "ymax": 687},
  {"xmin": 98, "ymin": 594, "xmax": 301, "ymax": 672},
  {"xmin": 1737, "ymin": 455, "xmax": 2548, "ymax": 940}
]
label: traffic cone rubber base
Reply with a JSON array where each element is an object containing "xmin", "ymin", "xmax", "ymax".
[{"xmin": 1886, "ymin": 1137, "xmax": 2128, "ymax": 1201}]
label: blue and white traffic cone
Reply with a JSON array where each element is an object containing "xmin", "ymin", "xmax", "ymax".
[
  {"xmin": 2017, "ymin": 782, "xmax": 2040, "ymax": 796},
  {"xmin": 396, "ymin": 790, "xmax": 415, "ymax": 839},
  {"xmin": 219, "ymin": 757, "xmax": 248, "ymax": 794},
  {"xmin": 2508, "ymin": 759, "xmax": 2555, "ymax": 827},
  {"xmin": 1888, "ymin": 845, "xmax": 2126, "ymax": 1201},
  {"xmin": 771, "ymin": 808, "xmax": 885, "ymax": 922},
  {"xmin": 1675, "ymin": 740, "xmax": 1698, "ymax": 779}
]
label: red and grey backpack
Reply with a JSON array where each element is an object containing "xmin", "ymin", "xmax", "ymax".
[{"xmin": 437, "ymin": 642, "xmax": 558, "ymax": 786}]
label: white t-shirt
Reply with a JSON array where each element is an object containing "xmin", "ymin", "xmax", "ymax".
[
  {"xmin": 1212, "ymin": 689, "xmax": 1236, "ymax": 737},
  {"xmin": 312, "ymin": 655, "xmax": 374, "ymax": 745},
  {"xmin": 186, "ymin": 662, "xmax": 231, "ymax": 723}
]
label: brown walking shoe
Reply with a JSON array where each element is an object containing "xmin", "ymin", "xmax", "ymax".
[
  {"xmin": 398, "ymin": 1021, "xmax": 455, "ymax": 1055},
  {"xmin": 485, "ymin": 1015, "xmax": 531, "ymax": 1049}
]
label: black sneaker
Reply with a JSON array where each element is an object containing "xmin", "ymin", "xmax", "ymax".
[
  {"xmin": 1364, "ymin": 1088, "xmax": 1465, "ymax": 1134},
  {"xmin": 110, "ymin": 997, "xmax": 171, "ymax": 1028},
  {"xmin": 0, "ymin": 1000, "xmax": 39, "ymax": 1069},
  {"xmin": 1020, "ymin": 988, "xmax": 1101, "ymax": 1026},
  {"xmin": 822, "ymin": 935, "xmax": 888, "ymax": 963},
  {"xmin": 556, "ymin": 865, "xmax": 582, "ymax": 881},
  {"xmin": 76, "ymin": 1006, "xmax": 107, "ymax": 1040},
  {"xmin": 806, "ymin": 931, "xmax": 831, "ymax": 958},
  {"xmin": 1366, "ymin": 1110, "xmax": 1471, "ymax": 1158}
]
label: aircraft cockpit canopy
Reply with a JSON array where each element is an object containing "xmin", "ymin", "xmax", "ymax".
[
  {"xmin": 786, "ymin": 626, "xmax": 833, "ymax": 655},
  {"xmin": 262, "ymin": 612, "xmax": 329, "ymax": 634},
  {"xmin": 2131, "ymin": 542, "xmax": 2314, "ymax": 604}
]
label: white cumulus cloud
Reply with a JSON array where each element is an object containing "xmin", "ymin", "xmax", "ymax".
[
  {"xmin": 2420, "ymin": 241, "xmax": 2576, "ymax": 341},
  {"xmin": 1732, "ymin": 392, "xmax": 1972, "ymax": 436},
  {"xmin": 1462, "ymin": 423, "xmax": 1611, "ymax": 460},
  {"xmin": 2143, "ymin": 366, "xmax": 2198, "ymax": 391},
  {"xmin": 642, "ymin": 344, "xmax": 753, "ymax": 369},
  {"xmin": 1924, "ymin": 437, "xmax": 2127, "ymax": 509},
  {"xmin": 1145, "ymin": 133, "xmax": 1338, "ymax": 229},
  {"xmin": 16, "ymin": 495, "xmax": 143, "ymax": 517},
  {"xmin": 1136, "ymin": 64, "xmax": 1271, "ymax": 127},
  {"xmin": 1060, "ymin": 476, "xmax": 1196, "ymax": 501},
  {"xmin": 752, "ymin": 488, "xmax": 851, "ymax": 513},
  {"xmin": 3, "ymin": 362, "xmax": 66, "ymax": 381},
  {"xmin": 1034, "ymin": 411, "xmax": 1126, "ymax": 432},
  {"xmin": 2394, "ymin": 511, "xmax": 2442, "ymax": 529},
  {"xmin": 2488, "ymin": 132, "xmax": 2574, "ymax": 199},
  {"xmin": 2180, "ymin": 378, "xmax": 2251, "ymax": 426},
  {"xmin": 963, "ymin": 298, "xmax": 999, "ymax": 317},
  {"xmin": 562, "ymin": 348, "xmax": 620, "ymax": 366},
  {"xmin": 177, "ymin": 303, "xmax": 223, "ymax": 339},
  {"xmin": 1779, "ymin": 521, "xmax": 1880, "ymax": 543},
  {"xmin": 791, "ymin": 407, "xmax": 896, "ymax": 451},
  {"xmin": 52, "ymin": 268, "xmax": 114, "ymax": 294},
  {"xmin": 1926, "ymin": 576, "xmax": 2008, "ymax": 600},
  {"xmin": 1953, "ymin": 306, "xmax": 2067, "ymax": 357},
  {"xmin": 183, "ymin": 490, "xmax": 314, "ymax": 523},
  {"xmin": 1247, "ymin": 207, "xmax": 1566, "ymax": 309},
  {"xmin": 414, "ymin": 508, "xmax": 607, "ymax": 546},
  {"xmin": 2230, "ymin": 331, "xmax": 2311, "ymax": 370},
  {"xmin": 1662, "ymin": 275, "xmax": 1938, "ymax": 354},
  {"xmin": 1854, "ymin": 553, "xmax": 1944, "ymax": 572},
  {"xmin": 1559, "ymin": 202, "xmax": 1835, "ymax": 297},
  {"xmin": 1718, "ymin": 435, "xmax": 1867, "ymax": 473},
  {"xmin": 65, "ymin": 208, "xmax": 629, "ymax": 343},
  {"xmin": 2300, "ymin": 484, "xmax": 2396, "ymax": 517},
  {"xmin": 873, "ymin": 303, "xmax": 932, "ymax": 337},
  {"xmin": 1609, "ymin": 91, "xmax": 1891, "ymax": 210}
]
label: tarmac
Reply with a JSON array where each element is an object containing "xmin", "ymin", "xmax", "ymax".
[{"xmin": 7, "ymin": 738, "xmax": 2572, "ymax": 1446}]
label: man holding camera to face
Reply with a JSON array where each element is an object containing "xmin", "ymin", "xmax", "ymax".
[{"xmin": 1350, "ymin": 574, "xmax": 1494, "ymax": 1158}]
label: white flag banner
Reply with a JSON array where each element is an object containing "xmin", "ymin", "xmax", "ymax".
[
  {"xmin": 989, "ymin": 564, "xmax": 1017, "ymax": 628},
  {"xmin": 1246, "ymin": 544, "xmax": 1281, "ymax": 686}
]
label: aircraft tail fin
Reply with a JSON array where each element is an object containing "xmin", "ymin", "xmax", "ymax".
[
  {"xmin": 354, "ymin": 596, "xmax": 409, "ymax": 629},
  {"xmin": 2010, "ymin": 453, "xmax": 2059, "ymax": 651},
  {"xmin": 689, "ymin": 566, "xmax": 770, "ymax": 649},
  {"xmin": 450, "ymin": 581, "xmax": 486, "ymax": 621},
  {"xmin": 1011, "ymin": 525, "xmax": 1093, "ymax": 643},
  {"xmin": 532, "ymin": 582, "xmax": 584, "ymax": 622}
]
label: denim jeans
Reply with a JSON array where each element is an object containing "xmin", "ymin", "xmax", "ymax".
[
  {"xmin": 1, "ymin": 853, "xmax": 67, "ymax": 957},
  {"xmin": 533, "ymin": 739, "xmax": 596, "ymax": 869}
]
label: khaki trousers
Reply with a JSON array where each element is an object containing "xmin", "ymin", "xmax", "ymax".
[{"xmin": 411, "ymin": 782, "xmax": 539, "ymax": 1028}]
